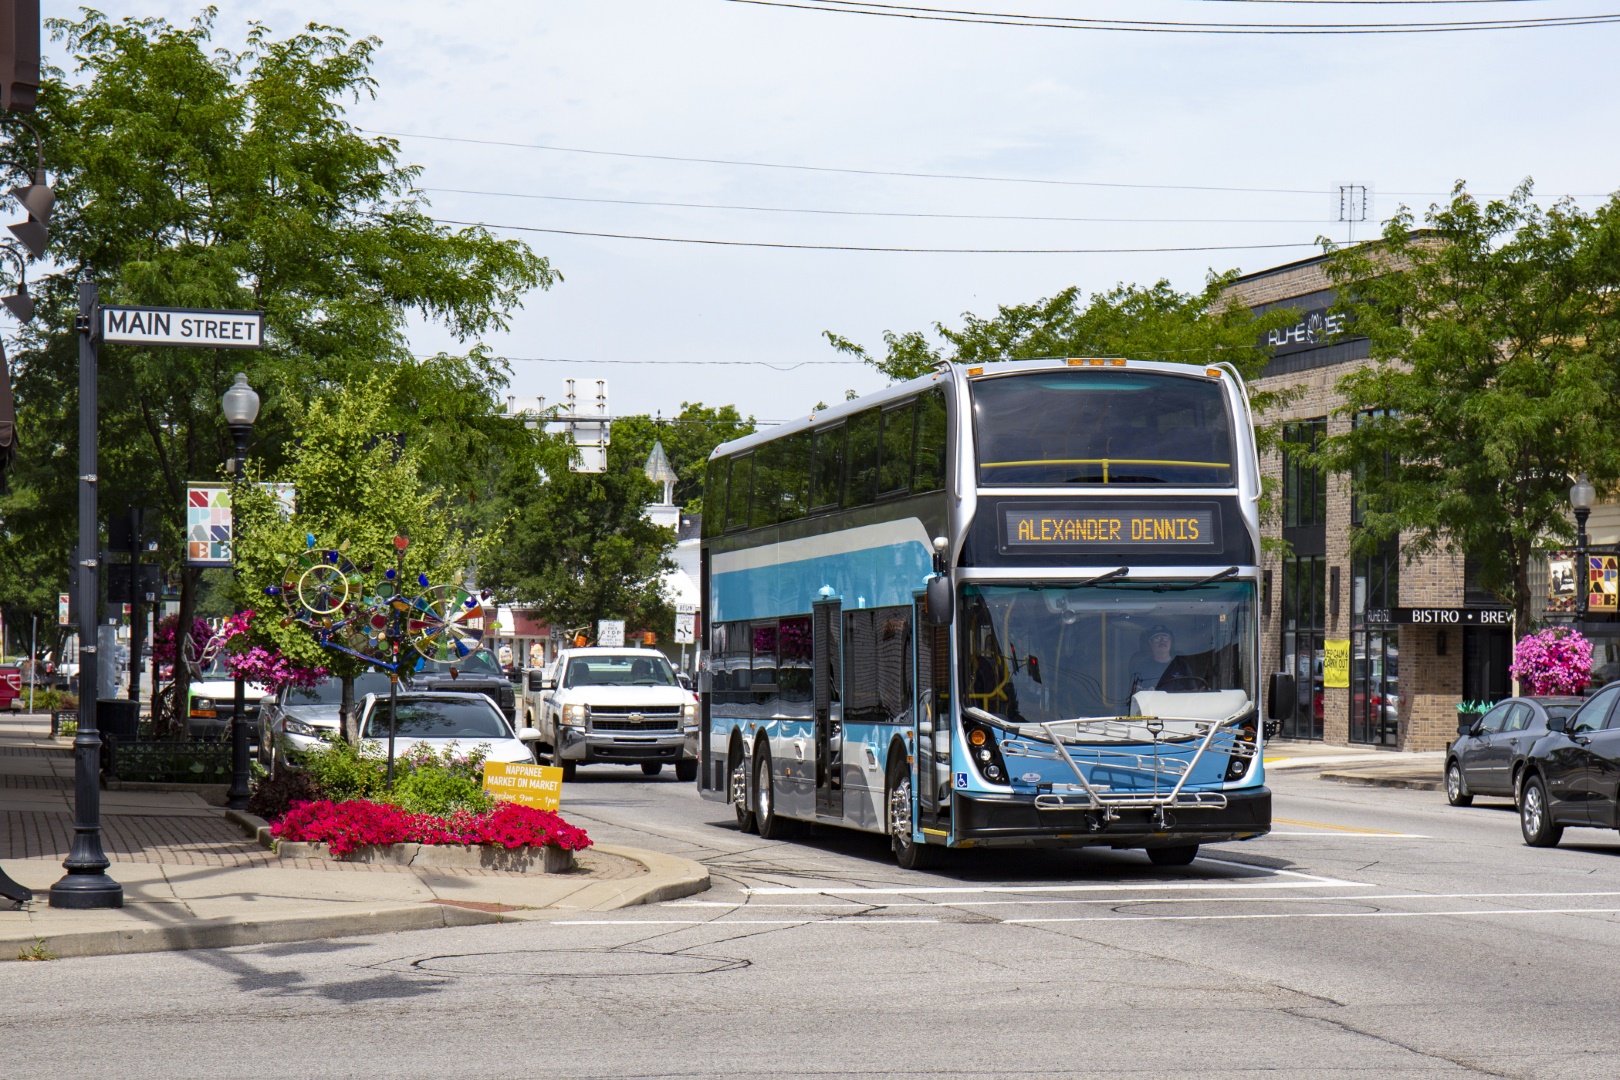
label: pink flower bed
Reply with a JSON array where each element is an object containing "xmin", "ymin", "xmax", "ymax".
[{"xmin": 271, "ymin": 799, "xmax": 592, "ymax": 858}]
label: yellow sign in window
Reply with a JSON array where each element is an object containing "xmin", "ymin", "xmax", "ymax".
[
  {"xmin": 1323, "ymin": 640, "xmax": 1351, "ymax": 690},
  {"xmin": 483, "ymin": 760, "xmax": 563, "ymax": 811}
]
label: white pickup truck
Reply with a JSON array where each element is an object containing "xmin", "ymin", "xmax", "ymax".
[{"xmin": 524, "ymin": 646, "xmax": 699, "ymax": 782}]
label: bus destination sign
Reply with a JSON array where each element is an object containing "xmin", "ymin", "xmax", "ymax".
[{"xmin": 1002, "ymin": 502, "xmax": 1219, "ymax": 551}]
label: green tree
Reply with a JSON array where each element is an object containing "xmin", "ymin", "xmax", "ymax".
[
  {"xmin": 479, "ymin": 433, "xmax": 675, "ymax": 643},
  {"xmin": 610, "ymin": 402, "xmax": 756, "ymax": 514},
  {"xmin": 0, "ymin": 11, "xmax": 553, "ymax": 707},
  {"xmin": 1318, "ymin": 181, "xmax": 1620, "ymax": 637},
  {"xmin": 231, "ymin": 376, "xmax": 480, "ymax": 740}
]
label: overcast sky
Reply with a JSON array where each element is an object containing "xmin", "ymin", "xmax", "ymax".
[{"xmin": 54, "ymin": 1, "xmax": 1620, "ymax": 426}]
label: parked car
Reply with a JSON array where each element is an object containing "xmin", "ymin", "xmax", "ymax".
[
  {"xmin": 187, "ymin": 656, "xmax": 270, "ymax": 739},
  {"xmin": 1445, "ymin": 695, "xmax": 1584, "ymax": 806},
  {"xmin": 531, "ymin": 646, "xmax": 699, "ymax": 782},
  {"xmin": 410, "ymin": 646, "xmax": 518, "ymax": 723},
  {"xmin": 1516, "ymin": 682, "xmax": 1620, "ymax": 847},
  {"xmin": 259, "ymin": 671, "xmax": 397, "ymax": 767},
  {"xmin": 0, "ymin": 666, "xmax": 21, "ymax": 711},
  {"xmin": 356, "ymin": 691, "xmax": 541, "ymax": 765}
]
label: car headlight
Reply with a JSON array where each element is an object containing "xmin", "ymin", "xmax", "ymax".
[
  {"xmin": 192, "ymin": 698, "xmax": 215, "ymax": 715},
  {"xmin": 284, "ymin": 718, "xmax": 318, "ymax": 737},
  {"xmin": 683, "ymin": 702, "xmax": 697, "ymax": 721},
  {"xmin": 563, "ymin": 704, "xmax": 587, "ymax": 727}
]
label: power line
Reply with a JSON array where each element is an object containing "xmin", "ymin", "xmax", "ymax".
[
  {"xmin": 497, "ymin": 355, "xmax": 865, "ymax": 370},
  {"xmin": 721, "ymin": 0, "xmax": 1620, "ymax": 32},
  {"xmin": 367, "ymin": 129, "xmax": 1325, "ymax": 194},
  {"xmin": 436, "ymin": 217, "xmax": 1324, "ymax": 254},
  {"xmin": 423, "ymin": 187, "xmax": 1339, "ymax": 224}
]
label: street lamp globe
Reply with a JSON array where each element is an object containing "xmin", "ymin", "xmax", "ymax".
[
  {"xmin": 221, "ymin": 372, "xmax": 260, "ymax": 429},
  {"xmin": 1571, "ymin": 473, "xmax": 1596, "ymax": 513}
]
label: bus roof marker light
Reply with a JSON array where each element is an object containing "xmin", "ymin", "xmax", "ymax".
[
  {"xmin": 1206, "ymin": 367, "xmax": 1222, "ymax": 378},
  {"xmin": 1088, "ymin": 358, "xmax": 1105, "ymax": 366},
  {"xmin": 1109, "ymin": 359, "xmax": 1127, "ymax": 367},
  {"xmin": 967, "ymin": 367, "xmax": 983, "ymax": 376},
  {"xmin": 1066, "ymin": 358, "xmax": 1084, "ymax": 367}
]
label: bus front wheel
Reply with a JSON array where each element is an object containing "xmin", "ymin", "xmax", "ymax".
[
  {"xmin": 888, "ymin": 770, "xmax": 944, "ymax": 871},
  {"xmin": 731, "ymin": 750, "xmax": 757, "ymax": 833}
]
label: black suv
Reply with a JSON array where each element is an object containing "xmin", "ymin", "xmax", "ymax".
[
  {"xmin": 1517, "ymin": 682, "xmax": 1620, "ymax": 847},
  {"xmin": 410, "ymin": 647, "xmax": 518, "ymax": 723}
]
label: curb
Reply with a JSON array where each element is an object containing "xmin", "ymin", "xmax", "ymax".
[{"xmin": 1319, "ymin": 770, "xmax": 1443, "ymax": 792}]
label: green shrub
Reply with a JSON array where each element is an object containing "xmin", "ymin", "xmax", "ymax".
[
  {"xmin": 388, "ymin": 766, "xmax": 492, "ymax": 816},
  {"xmin": 295, "ymin": 738, "xmax": 389, "ymax": 801}
]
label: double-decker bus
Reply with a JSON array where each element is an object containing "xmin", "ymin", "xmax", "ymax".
[{"xmin": 696, "ymin": 358, "xmax": 1278, "ymax": 869}]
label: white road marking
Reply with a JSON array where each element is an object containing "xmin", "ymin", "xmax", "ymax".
[
  {"xmin": 745, "ymin": 875, "xmax": 1366, "ymax": 896},
  {"xmin": 1006, "ymin": 908, "xmax": 1620, "ymax": 924},
  {"xmin": 670, "ymin": 890, "xmax": 1620, "ymax": 910},
  {"xmin": 551, "ymin": 918, "xmax": 943, "ymax": 926},
  {"xmin": 1265, "ymin": 831, "xmax": 1431, "ymax": 838}
]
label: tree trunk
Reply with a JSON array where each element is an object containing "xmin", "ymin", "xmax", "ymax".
[{"xmin": 340, "ymin": 674, "xmax": 358, "ymax": 743}]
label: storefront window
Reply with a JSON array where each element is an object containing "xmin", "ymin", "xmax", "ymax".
[
  {"xmin": 1350, "ymin": 540, "xmax": 1400, "ymax": 745},
  {"xmin": 1280, "ymin": 554, "xmax": 1326, "ymax": 739}
]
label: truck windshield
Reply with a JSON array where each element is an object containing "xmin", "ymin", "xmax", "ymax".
[
  {"xmin": 960, "ymin": 581, "xmax": 1255, "ymax": 723},
  {"xmin": 415, "ymin": 649, "xmax": 503, "ymax": 677},
  {"xmin": 566, "ymin": 655, "xmax": 678, "ymax": 687},
  {"xmin": 972, "ymin": 370, "xmax": 1235, "ymax": 487}
]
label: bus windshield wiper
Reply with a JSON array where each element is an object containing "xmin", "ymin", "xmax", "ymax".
[
  {"xmin": 1076, "ymin": 567, "xmax": 1129, "ymax": 587},
  {"xmin": 1091, "ymin": 566, "xmax": 1240, "ymax": 592}
]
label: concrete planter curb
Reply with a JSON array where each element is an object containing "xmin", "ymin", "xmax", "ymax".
[
  {"xmin": 273, "ymin": 838, "xmax": 577, "ymax": 873},
  {"xmin": 1319, "ymin": 770, "xmax": 1443, "ymax": 792}
]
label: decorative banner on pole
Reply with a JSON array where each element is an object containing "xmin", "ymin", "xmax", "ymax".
[
  {"xmin": 185, "ymin": 482, "xmax": 295, "ymax": 566},
  {"xmin": 101, "ymin": 306, "xmax": 264, "ymax": 349},
  {"xmin": 483, "ymin": 760, "xmax": 563, "ymax": 811},
  {"xmin": 1547, "ymin": 551, "xmax": 1577, "ymax": 613},
  {"xmin": 57, "ymin": 592, "xmax": 70, "ymax": 626},
  {"xmin": 1590, "ymin": 555, "xmax": 1618, "ymax": 612}
]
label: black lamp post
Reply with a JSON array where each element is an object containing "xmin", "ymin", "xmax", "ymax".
[
  {"xmin": 222, "ymin": 373, "xmax": 259, "ymax": 811},
  {"xmin": 1572, "ymin": 473, "xmax": 1596, "ymax": 625}
]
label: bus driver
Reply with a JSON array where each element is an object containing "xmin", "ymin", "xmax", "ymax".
[{"xmin": 1129, "ymin": 624, "xmax": 1196, "ymax": 695}]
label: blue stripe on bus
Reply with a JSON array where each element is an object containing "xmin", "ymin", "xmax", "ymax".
[{"xmin": 711, "ymin": 541, "xmax": 933, "ymax": 622}]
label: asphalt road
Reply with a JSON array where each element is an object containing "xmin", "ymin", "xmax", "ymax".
[{"xmin": 8, "ymin": 766, "xmax": 1620, "ymax": 1079}]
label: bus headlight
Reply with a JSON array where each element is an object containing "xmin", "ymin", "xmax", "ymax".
[
  {"xmin": 962, "ymin": 714, "xmax": 1010, "ymax": 785},
  {"xmin": 192, "ymin": 698, "xmax": 216, "ymax": 717}
]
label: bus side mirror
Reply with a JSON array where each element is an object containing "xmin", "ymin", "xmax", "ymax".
[
  {"xmin": 924, "ymin": 574, "xmax": 954, "ymax": 626},
  {"xmin": 1267, "ymin": 672, "xmax": 1295, "ymax": 721}
]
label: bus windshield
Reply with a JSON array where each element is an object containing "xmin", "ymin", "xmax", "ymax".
[
  {"xmin": 960, "ymin": 581, "xmax": 1255, "ymax": 723},
  {"xmin": 972, "ymin": 370, "xmax": 1235, "ymax": 487}
]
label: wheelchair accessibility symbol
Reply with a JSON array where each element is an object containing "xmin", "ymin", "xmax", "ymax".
[{"xmin": 954, "ymin": 772, "xmax": 969, "ymax": 789}]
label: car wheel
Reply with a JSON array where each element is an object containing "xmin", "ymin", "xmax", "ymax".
[
  {"xmin": 1147, "ymin": 844, "xmax": 1200, "ymax": 867},
  {"xmin": 731, "ymin": 750, "xmax": 757, "ymax": 833},
  {"xmin": 675, "ymin": 759, "xmax": 698, "ymax": 783},
  {"xmin": 1445, "ymin": 759, "xmax": 1473, "ymax": 807},
  {"xmin": 641, "ymin": 762, "xmax": 663, "ymax": 777},
  {"xmin": 887, "ymin": 766, "xmax": 943, "ymax": 870},
  {"xmin": 1519, "ymin": 774, "xmax": 1563, "ymax": 847}
]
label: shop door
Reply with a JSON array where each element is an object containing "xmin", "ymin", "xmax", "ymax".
[{"xmin": 1280, "ymin": 554, "xmax": 1326, "ymax": 740}]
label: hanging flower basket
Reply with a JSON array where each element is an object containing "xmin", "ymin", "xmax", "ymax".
[{"xmin": 1510, "ymin": 628, "xmax": 1593, "ymax": 696}]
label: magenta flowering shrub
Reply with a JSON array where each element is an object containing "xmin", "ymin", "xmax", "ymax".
[
  {"xmin": 1510, "ymin": 628, "xmax": 1593, "ymax": 695},
  {"xmin": 271, "ymin": 798, "xmax": 593, "ymax": 857},
  {"xmin": 218, "ymin": 609, "xmax": 326, "ymax": 692},
  {"xmin": 151, "ymin": 616, "xmax": 214, "ymax": 666}
]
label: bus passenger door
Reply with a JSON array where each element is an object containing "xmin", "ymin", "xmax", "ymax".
[
  {"xmin": 915, "ymin": 599, "xmax": 951, "ymax": 831},
  {"xmin": 814, "ymin": 599, "xmax": 844, "ymax": 818}
]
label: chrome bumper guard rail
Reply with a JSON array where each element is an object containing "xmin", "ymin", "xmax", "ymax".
[{"xmin": 963, "ymin": 706, "xmax": 1255, "ymax": 822}]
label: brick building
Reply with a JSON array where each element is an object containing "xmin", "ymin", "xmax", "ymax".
[{"xmin": 1225, "ymin": 253, "xmax": 1514, "ymax": 751}]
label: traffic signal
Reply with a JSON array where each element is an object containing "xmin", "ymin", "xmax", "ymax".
[{"xmin": 0, "ymin": 0, "xmax": 38, "ymax": 114}]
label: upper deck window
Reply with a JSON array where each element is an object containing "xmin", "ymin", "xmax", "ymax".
[{"xmin": 972, "ymin": 370, "xmax": 1235, "ymax": 487}]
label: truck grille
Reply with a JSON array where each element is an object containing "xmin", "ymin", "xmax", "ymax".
[{"xmin": 590, "ymin": 708, "xmax": 682, "ymax": 732}]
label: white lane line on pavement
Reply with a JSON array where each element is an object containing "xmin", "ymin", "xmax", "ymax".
[
  {"xmin": 1191, "ymin": 857, "xmax": 1364, "ymax": 885},
  {"xmin": 1005, "ymin": 908, "xmax": 1620, "ymax": 924},
  {"xmin": 745, "ymin": 877, "xmax": 1367, "ymax": 896},
  {"xmin": 1265, "ymin": 831, "xmax": 1432, "ymax": 838},
  {"xmin": 551, "ymin": 918, "xmax": 943, "ymax": 926},
  {"xmin": 671, "ymin": 890, "xmax": 1620, "ymax": 910}
]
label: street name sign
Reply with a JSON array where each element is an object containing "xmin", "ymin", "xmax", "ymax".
[
  {"xmin": 101, "ymin": 306, "xmax": 264, "ymax": 349},
  {"xmin": 1367, "ymin": 607, "xmax": 1512, "ymax": 626},
  {"xmin": 483, "ymin": 761, "xmax": 562, "ymax": 811}
]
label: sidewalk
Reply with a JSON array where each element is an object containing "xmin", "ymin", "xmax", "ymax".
[
  {"xmin": 0, "ymin": 713, "xmax": 708, "ymax": 960},
  {"xmin": 1264, "ymin": 737, "xmax": 1445, "ymax": 791}
]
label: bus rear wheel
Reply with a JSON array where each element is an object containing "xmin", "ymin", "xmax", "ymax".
[
  {"xmin": 1147, "ymin": 844, "xmax": 1199, "ymax": 867},
  {"xmin": 755, "ymin": 748, "xmax": 794, "ymax": 840},
  {"xmin": 731, "ymin": 752, "xmax": 757, "ymax": 833},
  {"xmin": 888, "ymin": 770, "xmax": 944, "ymax": 870}
]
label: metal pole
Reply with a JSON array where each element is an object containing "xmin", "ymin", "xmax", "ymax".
[
  {"xmin": 226, "ymin": 427, "xmax": 251, "ymax": 810},
  {"xmin": 49, "ymin": 279, "xmax": 122, "ymax": 909},
  {"xmin": 28, "ymin": 614, "xmax": 35, "ymax": 713},
  {"xmin": 386, "ymin": 669, "xmax": 398, "ymax": 789},
  {"xmin": 1577, "ymin": 508, "xmax": 1591, "ymax": 628}
]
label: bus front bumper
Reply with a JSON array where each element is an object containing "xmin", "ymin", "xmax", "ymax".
[{"xmin": 951, "ymin": 786, "xmax": 1271, "ymax": 848}]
